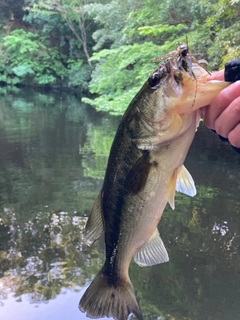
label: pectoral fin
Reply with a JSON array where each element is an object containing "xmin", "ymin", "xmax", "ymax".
[
  {"xmin": 176, "ymin": 165, "xmax": 196, "ymax": 197},
  {"xmin": 168, "ymin": 165, "xmax": 196, "ymax": 210},
  {"xmin": 167, "ymin": 169, "xmax": 178, "ymax": 210},
  {"xmin": 84, "ymin": 191, "xmax": 104, "ymax": 246},
  {"xmin": 134, "ymin": 229, "xmax": 169, "ymax": 267}
]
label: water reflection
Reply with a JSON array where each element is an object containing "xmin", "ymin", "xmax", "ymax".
[{"xmin": 0, "ymin": 89, "xmax": 239, "ymax": 320}]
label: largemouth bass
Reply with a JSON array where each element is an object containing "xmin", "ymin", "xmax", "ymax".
[{"xmin": 79, "ymin": 46, "xmax": 230, "ymax": 320}]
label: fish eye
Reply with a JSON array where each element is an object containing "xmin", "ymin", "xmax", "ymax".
[{"xmin": 148, "ymin": 72, "xmax": 161, "ymax": 89}]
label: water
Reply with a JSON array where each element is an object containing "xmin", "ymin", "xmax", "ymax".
[{"xmin": 0, "ymin": 88, "xmax": 239, "ymax": 320}]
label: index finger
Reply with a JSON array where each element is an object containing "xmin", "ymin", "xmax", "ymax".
[
  {"xmin": 207, "ymin": 69, "xmax": 224, "ymax": 81},
  {"xmin": 203, "ymin": 81, "xmax": 240, "ymax": 130}
]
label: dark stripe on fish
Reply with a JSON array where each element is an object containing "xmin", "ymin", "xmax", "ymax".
[
  {"xmin": 124, "ymin": 150, "xmax": 153, "ymax": 194},
  {"xmin": 102, "ymin": 133, "xmax": 138, "ymax": 285}
]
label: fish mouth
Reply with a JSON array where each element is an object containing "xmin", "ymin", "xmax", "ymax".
[{"xmin": 147, "ymin": 45, "xmax": 198, "ymax": 95}]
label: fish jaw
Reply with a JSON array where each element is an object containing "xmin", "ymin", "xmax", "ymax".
[{"xmin": 177, "ymin": 75, "xmax": 231, "ymax": 114}]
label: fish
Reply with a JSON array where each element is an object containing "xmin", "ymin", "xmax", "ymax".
[{"xmin": 79, "ymin": 45, "xmax": 230, "ymax": 320}]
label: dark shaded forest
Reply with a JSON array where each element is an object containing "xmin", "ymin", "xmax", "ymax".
[{"xmin": 0, "ymin": 0, "xmax": 239, "ymax": 113}]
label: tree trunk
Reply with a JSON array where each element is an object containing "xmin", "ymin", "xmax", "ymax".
[{"xmin": 66, "ymin": 17, "xmax": 92, "ymax": 69}]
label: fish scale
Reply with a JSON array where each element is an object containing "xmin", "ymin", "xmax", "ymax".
[{"xmin": 79, "ymin": 44, "xmax": 230, "ymax": 320}]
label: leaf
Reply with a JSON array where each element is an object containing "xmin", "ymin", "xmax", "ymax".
[{"xmin": 12, "ymin": 65, "xmax": 35, "ymax": 77}]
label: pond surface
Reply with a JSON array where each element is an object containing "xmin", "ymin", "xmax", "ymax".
[{"xmin": 0, "ymin": 88, "xmax": 239, "ymax": 320}]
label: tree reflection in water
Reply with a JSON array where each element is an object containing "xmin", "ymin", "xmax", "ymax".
[{"xmin": 0, "ymin": 89, "xmax": 240, "ymax": 320}]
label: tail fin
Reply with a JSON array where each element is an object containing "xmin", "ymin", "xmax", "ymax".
[{"xmin": 79, "ymin": 268, "xmax": 143, "ymax": 320}]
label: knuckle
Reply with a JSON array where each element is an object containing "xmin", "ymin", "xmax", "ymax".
[
  {"xmin": 203, "ymin": 112, "xmax": 214, "ymax": 130},
  {"xmin": 228, "ymin": 125, "xmax": 240, "ymax": 148},
  {"xmin": 214, "ymin": 118, "xmax": 226, "ymax": 137},
  {"xmin": 231, "ymin": 101, "xmax": 240, "ymax": 115}
]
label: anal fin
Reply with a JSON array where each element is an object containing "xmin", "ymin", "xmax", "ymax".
[
  {"xmin": 84, "ymin": 191, "xmax": 104, "ymax": 246},
  {"xmin": 134, "ymin": 229, "xmax": 169, "ymax": 267}
]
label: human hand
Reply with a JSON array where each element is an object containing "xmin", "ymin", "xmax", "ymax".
[{"xmin": 201, "ymin": 69, "xmax": 240, "ymax": 148}]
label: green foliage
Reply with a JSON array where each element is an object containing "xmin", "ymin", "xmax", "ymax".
[
  {"xmin": 23, "ymin": 11, "xmax": 83, "ymax": 61},
  {"xmin": 2, "ymin": 29, "xmax": 65, "ymax": 85},
  {"xmin": 0, "ymin": 6, "xmax": 92, "ymax": 88},
  {"xmin": 85, "ymin": 1, "xmax": 134, "ymax": 50},
  {"xmin": 0, "ymin": 65, "xmax": 21, "ymax": 85},
  {"xmin": 204, "ymin": 0, "xmax": 240, "ymax": 68},
  {"xmin": 4, "ymin": 29, "xmax": 39, "ymax": 54},
  {"xmin": 81, "ymin": 117, "xmax": 118, "ymax": 178},
  {"xmin": 208, "ymin": 22, "xmax": 240, "ymax": 68},
  {"xmin": 30, "ymin": 0, "xmax": 96, "ymax": 69},
  {"xmin": 123, "ymin": 0, "xmax": 209, "ymax": 41},
  {"xmin": 83, "ymin": 42, "xmax": 162, "ymax": 114},
  {"xmin": 82, "ymin": 32, "xmax": 205, "ymax": 114},
  {"xmin": 138, "ymin": 24, "xmax": 187, "ymax": 38},
  {"xmin": 67, "ymin": 60, "xmax": 91, "ymax": 90},
  {"xmin": 82, "ymin": 0, "xmax": 240, "ymax": 114},
  {"xmin": 0, "ymin": 0, "xmax": 239, "ymax": 107},
  {"xmin": 12, "ymin": 65, "xmax": 34, "ymax": 77}
]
